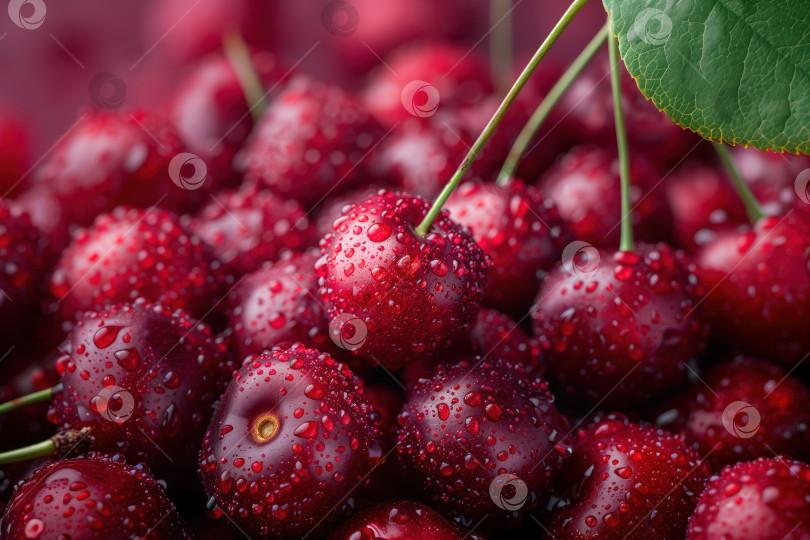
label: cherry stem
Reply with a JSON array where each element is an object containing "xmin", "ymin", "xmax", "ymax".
[
  {"xmin": 714, "ymin": 143, "xmax": 764, "ymax": 224},
  {"xmin": 223, "ymin": 32, "xmax": 267, "ymax": 121},
  {"xmin": 0, "ymin": 439, "xmax": 54, "ymax": 465},
  {"xmin": 490, "ymin": 0, "xmax": 515, "ymax": 95},
  {"xmin": 497, "ymin": 22, "xmax": 609, "ymax": 185},
  {"xmin": 415, "ymin": 0, "xmax": 591, "ymax": 237},
  {"xmin": 608, "ymin": 19, "xmax": 634, "ymax": 253},
  {"xmin": 0, "ymin": 386, "xmax": 58, "ymax": 416}
]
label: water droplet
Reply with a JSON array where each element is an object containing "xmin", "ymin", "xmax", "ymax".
[
  {"xmin": 294, "ymin": 421, "xmax": 318, "ymax": 439},
  {"xmin": 93, "ymin": 326, "xmax": 122, "ymax": 349},
  {"xmin": 114, "ymin": 348, "xmax": 140, "ymax": 371},
  {"xmin": 367, "ymin": 223, "xmax": 392, "ymax": 242}
]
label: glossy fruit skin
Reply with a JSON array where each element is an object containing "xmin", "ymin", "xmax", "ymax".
[
  {"xmin": 548, "ymin": 415, "xmax": 711, "ymax": 540},
  {"xmin": 327, "ymin": 499, "xmax": 486, "ymax": 540},
  {"xmin": 467, "ymin": 308, "xmax": 541, "ymax": 372},
  {"xmin": 226, "ymin": 250, "xmax": 333, "ymax": 359},
  {"xmin": 687, "ymin": 457, "xmax": 810, "ymax": 540},
  {"xmin": 540, "ymin": 146, "xmax": 673, "ymax": 248},
  {"xmin": 316, "ymin": 191, "xmax": 489, "ymax": 369},
  {"xmin": 49, "ymin": 300, "xmax": 234, "ymax": 479},
  {"xmin": 695, "ymin": 213, "xmax": 810, "ymax": 364},
  {"xmin": 1, "ymin": 453, "xmax": 190, "ymax": 540},
  {"xmin": 242, "ymin": 75, "xmax": 383, "ymax": 207},
  {"xmin": 198, "ymin": 344, "xmax": 381, "ymax": 539},
  {"xmin": 50, "ymin": 206, "xmax": 223, "ymax": 321},
  {"xmin": 362, "ymin": 41, "xmax": 492, "ymax": 128},
  {"xmin": 397, "ymin": 358, "xmax": 571, "ymax": 530},
  {"xmin": 315, "ymin": 186, "xmax": 391, "ymax": 241},
  {"xmin": 532, "ymin": 243, "xmax": 708, "ymax": 408},
  {"xmin": 445, "ymin": 180, "xmax": 572, "ymax": 316},
  {"xmin": 732, "ymin": 146, "xmax": 810, "ymax": 216},
  {"xmin": 185, "ymin": 188, "xmax": 314, "ymax": 277},
  {"xmin": 32, "ymin": 110, "xmax": 195, "ymax": 227},
  {"xmin": 664, "ymin": 161, "xmax": 747, "ymax": 253},
  {"xmin": 655, "ymin": 355, "xmax": 810, "ymax": 469}
]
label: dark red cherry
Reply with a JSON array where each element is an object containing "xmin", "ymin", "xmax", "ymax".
[
  {"xmin": 547, "ymin": 415, "xmax": 711, "ymax": 539},
  {"xmin": 1, "ymin": 453, "xmax": 190, "ymax": 539},
  {"xmin": 445, "ymin": 179, "xmax": 572, "ymax": 316},
  {"xmin": 397, "ymin": 358, "xmax": 571, "ymax": 530},
  {"xmin": 316, "ymin": 190, "xmax": 489, "ymax": 369},
  {"xmin": 532, "ymin": 243, "xmax": 709, "ymax": 408},
  {"xmin": 687, "ymin": 457, "xmax": 810, "ymax": 540},
  {"xmin": 198, "ymin": 344, "xmax": 381, "ymax": 539}
]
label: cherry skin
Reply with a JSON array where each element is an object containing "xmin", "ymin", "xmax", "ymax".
[
  {"xmin": 184, "ymin": 188, "xmax": 314, "ymax": 277},
  {"xmin": 50, "ymin": 206, "xmax": 223, "ymax": 322},
  {"xmin": 316, "ymin": 190, "xmax": 489, "ymax": 369},
  {"xmin": 327, "ymin": 500, "xmax": 487, "ymax": 540},
  {"xmin": 664, "ymin": 161, "xmax": 748, "ymax": 253},
  {"xmin": 655, "ymin": 355, "xmax": 810, "ymax": 469},
  {"xmin": 445, "ymin": 179, "xmax": 572, "ymax": 316},
  {"xmin": 198, "ymin": 343, "xmax": 381, "ymax": 539},
  {"xmin": 467, "ymin": 307, "xmax": 541, "ymax": 371},
  {"xmin": 547, "ymin": 414, "xmax": 711, "ymax": 539},
  {"xmin": 315, "ymin": 185, "xmax": 391, "ymax": 241},
  {"xmin": 532, "ymin": 243, "xmax": 709, "ymax": 408},
  {"xmin": 540, "ymin": 145, "xmax": 673, "ymax": 248},
  {"xmin": 241, "ymin": 75, "xmax": 384, "ymax": 207},
  {"xmin": 1, "ymin": 453, "xmax": 190, "ymax": 539},
  {"xmin": 695, "ymin": 212, "xmax": 810, "ymax": 364},
  {"xmin": 397, "ymin": 358, "xmax": 571, "ymax": 530},
  {"xmin": 49, "ymin": 299, "xmax": 234, "ymax": 480},
  {"xmin": 687, "ymin": 457, "xmax": 810, "ymax": 540},
  {"xmin": 731, "ymin": 146, "xmax": 810, "ymax": 216}
]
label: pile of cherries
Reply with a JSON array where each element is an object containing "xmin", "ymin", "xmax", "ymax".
[{"xmin": 1, "ymin": 7, "xmax": 810, "ymax": 540}]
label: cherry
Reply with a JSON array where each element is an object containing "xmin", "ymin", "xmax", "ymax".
[
  {"xmin": 184, "ymin": 188, "xmax": 314, "ymax": 277},
  {"xmin": 1, "ymin": 452, "xmax": 190, "ymax": 539},
  {"xmin": 695, "ymin": 212, "xmax": 810, "ymax": 364},
  {"xmin": 241, "ymin": 75, "xmax": 384, "ymax": 206},
  {"xmin": 445, "ymin": 179, "xmax": 572, "ymax": 316},
  {"xmin": 687, "ymin": 457, "xmax": 810, "ymax": 540},
  {"xmin": 397, "ymin": 357, "xmax": 571, "ymax": 530},
  {"xmin": 467, "ymin": 308, "xmax": 541, "ymax": 372},
  {"xmin": 0, "ymin": 109, "xmax": 30, "ymax": 197},
  {"xmin": 655, "ymin": 355, "xmax": 810, "ymax": 469},
  {"xmin": 168, "ymin": 50, "xmax": 287, "ymax": 182},
  {"xmin": 48, "ymin": 299, "xmax": 234, "ymax": 480},
  {"xmin": 664, "ymin": 161, "xmax": 748, "ymax": 252},
  {"xmin": 198, "ymin": 343, "xmax": 381, "ymax": 539},
  {"xmin": 377, "ymin": 119, "xmax": 472, "ymax": 200},
  {"xmin": 327, "ymin": 499, "xmax": 486, "ymax": 540},
  {"xmin": 731, "ymin": 146, "xmax": 810, "ymax": 216},
  {"xmin": 532, "ymin": 243, "xmax": 709, "ymax": 408},
  {"xmin": 316, "ymin": 190, "xmax": 489, "ymax": 369},
  {"xmin": 226, "ymin": 250, "xmax": 334, "ymax": 359},
  {"xmin": 31, "ymin": 110, "xmax": 197, "ymax": 227},
  {"xmin": 539, "ymin": 145, "xmax": 673, "ymax": 247},
  {"xmin": 362, "ymin": 41, "xmax": 492, "ymax": 128},
  {"xmin": 12, "ymin": 187, "xmax": 72, "ymax": 253},
  {"xmin": 49, "ymin": 206, "xmax": 223, "ymax": 322},
  {"xmin": 547, "ymin": 414, "xmax": 711, "ymax": 539}
]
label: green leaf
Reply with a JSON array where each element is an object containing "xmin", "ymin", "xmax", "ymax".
[{"xmin": 602, "ymin": 0, "xmax": 810, "ymax": 154}]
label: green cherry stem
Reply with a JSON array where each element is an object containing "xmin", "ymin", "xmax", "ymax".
[
  {"xmin": 497, "ymin": 22, "xmax": 609, "ymax": 185},
  {"xmin": 490, "ymin": 0, "xmax": 515, "ymax": 95},
  {"xmin": 0, "ymin": 439, "xmax": 55, "ymax": 465},
  {"xmin": 223, "ymin": 32, "xmax": 267, "ymax": 121},
  {"xmin": 608, "ymin": 19, "xmax": 634, "ymax": 253},
  {"xmin": 0, "ymin": 386, "xmax": 58, "ymax": 416},
  {"xmin": 415, "ymin": 0, "xmax": 590, "ymax": 237},
  {"xmin": 714, "ymin": 143, "xmax": 764, "ymax": 224}
]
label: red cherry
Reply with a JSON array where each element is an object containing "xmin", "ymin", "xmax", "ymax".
[
  {"xmin": 687, "ymin": 457, "xmax": 810, "ymax": 540},
  {"xmin": 655, "ymin": 355, "xmax": 810, "ymax": 469},
  {"xmin": 532, "ymin": 243, "xmax": 709, "ymax": 407},
  {"xmin": 468, "ymin": 308, "xmax": 541, "ymax": 371},
  {"xmin": 327, "ymin": 499, "xmax": 487, "ymax": 540},
  {"xmin": 1, "ymin": 453, "xmax": 189, "ymax": 539},
  {"xmin": 49, "ymin": 300, "xmax": 234, "ymax": 479},
  {"xmin": 664, "ymin": 161, "xmax": 748, "ymax": 252},
  {"xmin": 397, "ymin": 358, "xmax": 571, "ymax": 530},
  {"xmin": 547, "ymin": 415, "xmax": 711, "ymax": 539},
  {"xmin": 0, "ymin": 109, "xmax": 30, "ymax": 197},
  {"xmin": 540, "ymin": 146, "xmax": 673, "ymax": 248},
  {"xmin": 316, "ymin": 190, "xmax": 489, "ymax": 369},
  {"xmin": 198, "ymin": 344, "xmax": 381, "ymax": 539},
  {"xmin": 445, "ymin": 180, "xmax": 572, "ymax": 316},
  {"xmin": 695, "ymin": 213, "xmax": 810, "ymax": 364},
  {"xmin": 50, "ymin": 206, "xmax": 223, "ymax": 321},
  {"xmin": 185, "ymin": 188, "xmax": 314, "ymax": 277},
  {"xmin": 731, "ymin": 146, "xmax": 810, "ymax": 216},
  {"xmin": 242, "ymin": 75, "xmax": 384, "ymax": 206}
]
